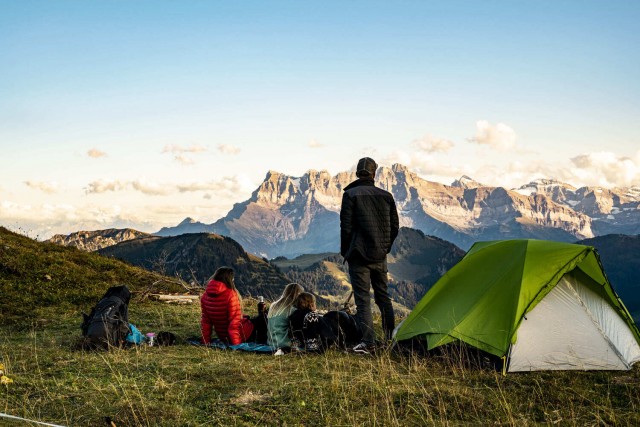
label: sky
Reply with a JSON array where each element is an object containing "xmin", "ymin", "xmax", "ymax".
[{"xmin": 1, "ymin": 0, "xmax": 639, "ymax": 239}]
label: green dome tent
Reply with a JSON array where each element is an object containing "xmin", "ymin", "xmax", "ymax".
[{"xmin": 393, "ymin": 239, "xmax": 640, "ymax": 372}]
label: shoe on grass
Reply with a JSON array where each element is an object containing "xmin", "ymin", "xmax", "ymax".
[{"xmin": 350, "ymin": 342, "xmax": 376, "ymax": 355}]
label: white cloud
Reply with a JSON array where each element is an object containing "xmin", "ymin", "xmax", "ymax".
[
  {"xmin": 469, "ymin": 120, "xmax": 517, "ymax": 151},
  {"xmin": 24, "ymin": 180, "xmax": 60, "ymax": 194},
  {"xmin": 87, "ymin": 148, "xmax": 107, "ymax": 158},
  {"xmin": 217, "ymin": 144, "xmax": 241, "ymax": 155},
  {"xmin": 382, "ymin": 150, "xmax": 467, "ymax": 182},
  {"xmin": 177, "ymin": 177, "xmax": 241, "ymax": 194},
  {"xmin": 445, "ymin": 150, "xmax": 640, "ymax": 189},
  {"xmin": 162, "ymin": 144, "xmax": 207, "ymax": 165},
  {"xmin": 569, "ymin": 151, "xmax": 640, "ymax": 188},
  {"xmin": 85, "ymin": 177, "xmax": 242, "ymax": 196},
  {"xmin": 174, "ymin": 154, "xmax": 195, "ymax": 165},
  {"xmin": 130, "ymin": 179, "xmax": 173, "ymax": 196},
  {"xmin": 162, "ymin": 144, "xmax": 207, "ymax": 154},
  {"xmin": 309, "ymin": 139, "xmax": 324, "ymax": 149},
  {"xmin": 0, "ymin": 200, "xmax": 167, "ymax": 239},
  {"xmin": 412, "ymin": 135, "xmax": 454, "ymax": 153},
  {"xmin": 85, "ymin": 179, "xmax": 127, "ymax": 194}
]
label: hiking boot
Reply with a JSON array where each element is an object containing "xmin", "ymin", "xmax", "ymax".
[{"xmin": 350, "ymin": 342, "xmax": 376, "ymax": 355}]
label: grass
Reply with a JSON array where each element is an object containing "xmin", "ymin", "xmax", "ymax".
[
  {"xmin": 1, "ymin": 227, "xmax": 640, "ymax": 426},
  {"xmin": 1, "ymin": 302, "xmax": 639, "ymax": 426},
  {"xmin": 0, "ymin": 226, "xmax": 184, "ymax": 325}
]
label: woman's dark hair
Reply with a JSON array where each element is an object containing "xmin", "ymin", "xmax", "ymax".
[
  {"xmin": 211, "ymin": 267, "xmax": 235, "ymax": 290},
  {"xmin": 295, "ymin": 292, "xmax": 316, "ymax": 311}
]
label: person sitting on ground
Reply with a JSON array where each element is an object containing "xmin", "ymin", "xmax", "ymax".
[
  {"xmin": 200, "ymin": 266, "xmax": 262, "ymax": 345},
  {"xmin": 267, "ymin": 283, "xmax": 304, "ymax": 350},
  {"xmin": 289, "ymin": 292, "xmax": 337, "ymax": 353}
]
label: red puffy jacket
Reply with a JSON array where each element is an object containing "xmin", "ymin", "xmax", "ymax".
[{"xmin": 200, "ymin": 279, "xmax": 253, "ymax": 345}]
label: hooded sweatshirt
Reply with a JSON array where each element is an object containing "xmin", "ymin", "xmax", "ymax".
[{"xmin": 200, "ymin": 279, "xmax": 253, "ymax": 345}]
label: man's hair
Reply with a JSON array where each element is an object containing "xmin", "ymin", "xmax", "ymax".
[
  {"xmin": 356, "ymin": 157, "xmax": 377, "ymax": 178},
  {"xmin": 295, "ymin": 292, "xmax": 316, "ymax": 311}
]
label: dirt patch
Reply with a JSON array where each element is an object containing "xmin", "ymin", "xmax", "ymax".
[{"xmin": 231, "ymin": 391, "xmax": 271, "ymax": 406}]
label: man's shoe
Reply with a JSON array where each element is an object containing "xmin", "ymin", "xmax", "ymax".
[{"xmin": 351, "ymin": 342, "xmax": 375, "ymax": 355}]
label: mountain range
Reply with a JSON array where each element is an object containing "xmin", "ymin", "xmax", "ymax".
[
  {"xmin": 45, "ymin": 225, "xmax": 639, "ymax": 320},
  {"xmin": 93, "ymin": 227, "xmax": 464, "ymax": 311},
  {"xmin": 155, "ymin": 164, "xmax": 640, "ymax": 258}
]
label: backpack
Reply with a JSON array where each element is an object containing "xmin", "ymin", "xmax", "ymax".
[{"xmin": 81, "ymin": 285, "xmax": 131, "ymax": 349}]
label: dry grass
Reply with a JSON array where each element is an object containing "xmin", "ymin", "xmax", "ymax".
[{"xmin": 1, "ymin": 303, "xmax": 639, "ymax": 426}]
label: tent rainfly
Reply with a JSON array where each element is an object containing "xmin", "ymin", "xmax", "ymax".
[{"xmin": 393, "ymin": 239, "xmax": 640, "ymax": 372}]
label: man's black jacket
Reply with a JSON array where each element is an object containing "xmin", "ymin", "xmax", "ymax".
[{"xmin": 340, "ymin": 178, "xmax": 399, "ymax": 262}]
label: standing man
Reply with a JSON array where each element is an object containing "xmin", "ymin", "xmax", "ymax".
[{"xmin": 340, "ymin": 157, "xmax": 399, "ymax": 354}]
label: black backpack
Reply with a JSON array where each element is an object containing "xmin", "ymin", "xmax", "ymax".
[{"xmin": 81, "ymin": 285, "xmax": 131, "ymax": 349}]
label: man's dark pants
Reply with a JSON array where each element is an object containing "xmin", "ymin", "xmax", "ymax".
[{"xmin": 348, "ymin": 256, "xmax": 395, "ymax": 346}]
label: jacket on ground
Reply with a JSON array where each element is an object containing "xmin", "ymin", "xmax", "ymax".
[{"xmin": 200, "ymin": 279, "xmax": 253, "ymax": 345}]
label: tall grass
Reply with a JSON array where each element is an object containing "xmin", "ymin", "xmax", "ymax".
[{"xmin": 1, "ymin": 302, "xmax": 639, "ymax": 426}]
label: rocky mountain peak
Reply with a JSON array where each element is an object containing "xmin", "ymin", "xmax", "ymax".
[
  {"xmin": 451, "ymin": 175, "xmax": 483, "ymax": 189},
  {"xmin": 48, "ymin": 228, "xmax": 151, "ymax": 252},
  {"xmin": 255, "ymin": 170, "xmax": 301, "ymax": 205},
  {"xmin": 179, "ymin": 217, "xmax": 198, "ymax": 225}
]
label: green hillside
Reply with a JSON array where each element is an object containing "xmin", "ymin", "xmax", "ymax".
[
  {"xmin": 0, "ymin": 226, "xmax": 182, "ymax": 325},
  {"xmin": 273, "ymin": 228, "xmax": 465, "ymax": 309}
]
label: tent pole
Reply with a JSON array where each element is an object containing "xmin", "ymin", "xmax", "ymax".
[{"xmin": 502, "ymin": 344, "xmax": 512, "ymax": 376}]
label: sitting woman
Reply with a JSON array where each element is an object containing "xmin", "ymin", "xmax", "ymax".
[
  {"xmin": 200, "ymin": 266, "xmax": 253, "ymax": 345},
  {"xmin": 289, "ymin": 292, "xmax": 337, "ymax": 353},
  {"xmin": 266, "ymin": 283, "xmax": 304, "ymax": 350}
]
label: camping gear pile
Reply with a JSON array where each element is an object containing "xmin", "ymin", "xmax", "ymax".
[{"xmin": 81, "ymin": 285, "xmax": 174, "ymax": 349}]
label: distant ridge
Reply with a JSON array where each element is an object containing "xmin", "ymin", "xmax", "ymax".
[
  {"xmin": 156, "ymin": 163, "xmax": 640, "ymax": 257},
  {"xmin": 576, "ymin": 234, "xmax": 640, "ymax": 322},
  {"xmin": 98, "ymin": 232, "xmax": 290, "ymax": 299},
  {"xmin": 47, "ymin": 228, "xmax": 151, "ymax": 252}
]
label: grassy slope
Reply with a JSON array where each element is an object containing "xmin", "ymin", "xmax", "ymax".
[
  {"xmin": 1, "ymin": 305, "xmax": 639, "ymax": 426},
  {"xmin": 0, "ymin": 226, "xmax": 184, "ymax": 325},
  {"xmin": 1, "ymin": 227, "xmax": 640, "ymax": 426}
]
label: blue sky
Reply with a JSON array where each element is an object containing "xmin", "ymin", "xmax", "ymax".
[{"xmin": 1, "ymin": 1, "xmax": 639, "ymax": 237}]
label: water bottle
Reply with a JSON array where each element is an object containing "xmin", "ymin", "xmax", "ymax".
[{"xmin": 146, "ymin": 332, "xmax": 156, "ymax": 346}]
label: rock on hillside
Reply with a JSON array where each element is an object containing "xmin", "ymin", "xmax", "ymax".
[{"xmin": 48, "ymin": 228, "xmax": 151, "ymax": 252}]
